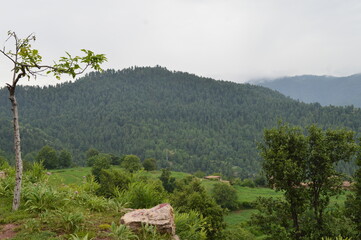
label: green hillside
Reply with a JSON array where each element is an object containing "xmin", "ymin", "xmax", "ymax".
[{"xmin": 1, "ymin": 66, "xmax": 361, "ymax": 176}]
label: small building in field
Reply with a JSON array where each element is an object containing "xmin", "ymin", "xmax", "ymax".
[{"xmin": 204, "ymin": 175, "xmax": 221, "ymax": 181}]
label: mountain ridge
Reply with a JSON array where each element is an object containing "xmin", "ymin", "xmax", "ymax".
[
  {"xmin": 1, "ymin": 66, "xmax": 360, "ymax": 176},
  {"xmin": 255, "ymin": 73, "xmax": 361, "ymax": 107}
]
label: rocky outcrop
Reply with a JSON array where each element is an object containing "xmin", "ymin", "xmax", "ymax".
[{"xmin": 120, "ymin": 203, "xmax": 176, "ymax": 236}]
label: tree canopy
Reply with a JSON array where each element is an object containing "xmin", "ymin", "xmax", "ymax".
[{"xmin": 1, "ymin": 67, "xmax": 361, "ymax": 177}]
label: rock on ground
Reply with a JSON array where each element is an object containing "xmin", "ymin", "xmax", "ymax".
[{"xmin": 120, "ymin": 203, "xmax": 176, "ymax": 236}]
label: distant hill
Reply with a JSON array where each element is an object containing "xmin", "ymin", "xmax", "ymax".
[
  {"xmin": 255, "ymin": 74, "xmax": 361, "ymax": 107},
  {"xmin": 1, "ymin": 67, "xmax": 361, "ymax": 177}
]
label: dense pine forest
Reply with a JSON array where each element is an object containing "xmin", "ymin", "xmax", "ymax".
[{"xmin": 1, "ymin": 66, "xmax": 361, "ymax": 177}]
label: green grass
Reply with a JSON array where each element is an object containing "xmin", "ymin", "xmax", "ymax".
[
  {"xmin": 50, "ymin": 167, "xmax": 91, "ymax": 185},
  {"xmin": 49, "ymin": 167, "xmax": 191, "ymax": 185},
  {"xmin": 234, "ymin": 186, "xmax": 283, "ymax": 202},
  {"xmin": 224, "ymin": 209, "xmax": 258, "ymax": 226},
  {"xmin": 139, "ymin": 170, "xmax": 192, "ymax": 180}
]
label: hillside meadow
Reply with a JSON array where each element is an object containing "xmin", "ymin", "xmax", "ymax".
[
  {"xmin": 0, "ymin": 165, "xmax": 352, "ymax": 239},
  {"xmin": 49, "ymin": 167, "xmax": 348, "ymax": 226}
]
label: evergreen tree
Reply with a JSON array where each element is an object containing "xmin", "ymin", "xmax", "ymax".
[
  {"xmin": 91, "ymin": 154, "xmax": 111, "ymax": 182},
  {"xmin": 121, "ymin": 155, "xmax": 142, "ymax": 173},
  {"xmin": 58, "ymin": 149, "xmax": 72, "ymax": 168},
  {"xmin": 143, "ymin": 158, "xmax": 157, "ymax": 171},
  {"xmin": 212, "ymin": 183, "xmax": 239, "ymax": 210},
  {"xmin": 159, "ymin": 168, "xmax": 176, "ymax": 193},
  {"xmin": 36, "ymin": 146, "xmax": 58, "ymax": 169}
]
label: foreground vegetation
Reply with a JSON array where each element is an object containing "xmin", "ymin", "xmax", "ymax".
[
  {"xmin": 2, "ymin": 122, "xmax": 361, "ymax": 240},
  {"xmin": 1, "ymin": 160, "xmax": 260, "ymax": 239}
]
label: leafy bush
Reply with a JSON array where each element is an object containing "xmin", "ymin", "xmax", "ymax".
[
  {"xmin": 58, "ymin": 211, "xmax": 85, "ymax": 232},
  {"xmin": 84, "ymin": 195, "xmax": 110, "ymax": 212},
  {"xmin": 240, "ymin": 201, "xmax": 255, "ymax": 209},
  {"xmin": 222, "ymin": 225, "xmax": 256, "ymax": 240},
  {"xmin": 91, "ymin": 154, "xmax": 111, "ymax": 181},
  {"xmin": 116, "ymin": 180, "xmax": 165, "ymax": 209},
  {"xmin": 25, "ymin": 161, "xmax": 47, "ymax": 183},
  {"xmin": 0, "ymin": 173, "xmax": 15, "ymax": 198},
  {"xmin": 143, "ymin": 158, "xmax": 157, "ymax": 171},
  {"xmin": 211, "ymin": 183, "xmax": 239, "ymax": 210},
  {"xmin": 96, "ymin": 168, "xmax": 131, "ymax": 197},
  {"xmin": 80, "ymin": 175, "xmax": 100, "ymax": 194},
  {"xmin": 232, "ymin": 178, "xmax": 256, "ymax": 188},
  {"xmin": 193, "ymin": 170, "xmax": 206, "ymax": 178},
  {"xmin": 23, "ymin": 218, "xmax": 42, "ymax": 233},
  {"xmin": 108, "ymin": 222, "xmax": 139, "ymax": 240},
  {"xmin": 159, "ymin": 168, "xmax": 176, "ymax": 193},
  {"xmin": 175, "ymin": 210, "xmax": 207, "ymax": 240},
  {"xmin": 171, "ymin": 178, "xmax": 225, "ymax": 239},
  {"xmin": 23, "ymin": 183, "xmax": 69, "ymax": 213},
  {"xmin": 107, "ymin": 197, "xmax": 129, "ymax": 213},
  {"xmin": 121, "ymin": 155, "xmax": 142, "ymax": 173},
  {"xmin": 138, "ymin": 223, "xmax": 168, "ymax": 240},
  {"xmin": 36, "ymin": 145, "xmax": 58, "ymax": 169}
]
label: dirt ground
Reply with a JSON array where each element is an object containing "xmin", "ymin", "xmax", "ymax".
[{"xmin": 0, "ymin": 224, "xmax": 17, "ymax": 239}]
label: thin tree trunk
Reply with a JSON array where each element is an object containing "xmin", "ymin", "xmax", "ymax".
[{"xmin": 9, "ymin": 90, "xmax": 23, "ymax": 211}]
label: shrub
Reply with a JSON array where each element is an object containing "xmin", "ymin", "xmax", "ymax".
[
  {"xmin": 97, "ymin": 169, "xmax": 131, "ymax": 197},
  {"xmin": 58, "ymin": 211, "xmax": 85, "ymax": 233},
  {"xmin": 138, "ymin": 223, "xmax": 167, "ymax": 240},
  {"xmin": 240, "ymin": 201, "xmax": 255, "ymax": 209},
  {"xmin": 159, "ymin": 168, "xmax": 176, "ymax": 193},
  {"xmin": 0, "ymin": 173, "xmax": 15, "ymax": 198},
  {"xmin": 193, "ymin": 170, "xmax": 206, "ymax": 178},
  {"xmin": 25, "ymin": 161, "xmax": 47, "ymax": 183},
  {"xmin": 23, "ymin": 184, "xmax": 69, "ymax": 213},
  {"xmin": 85, "ymin": 195, "xmax": 110, "ymax": 212},
  {"xmin": 117, "ymin": 181, "xmax": 165, "ymax": 209},
  {"xmin": 80, "ymin": 175, "xmax": 100, "ymax": 194},
  {"xmin": 85, "ymin": 148, "xmax": 100, "ymax": 166},
  {"xmin": 91, "ymin": 154, "xmax": 111, "ymax": 182},
  {"xmin": 142, "ymin": 158, "xmax": 157, "ymax": 171},
  {"xmin": 171, "ymin": 178, "xmax": 225, "ymax": 239},
  {"xmin": 108, "ymin": 222, "xmax": 139, "ymax": 240},
  {"xmin": 121, "ymin": 155, "xmax": 142, "ymax": 173},
  {"xmin": 222, "ymin": 225, "xmax": 256, "ymax": 240},
  {"xmin": 36, "ymin": 145, "xmax": 58, "ymax": 169},
  {"xmin": 211, "ymin": 183, "xmax": 239, "ymax": 210},
  {"xmin": 58, "ymin": 149, "xmax": 72, "ymax": 168},
  {"xmin": 23, "ymin": 218, "xmax": 42, "ymax": 233},
  {"xmin": 175, "ymin": 210, "xmax": 207, "ymax": 240}
]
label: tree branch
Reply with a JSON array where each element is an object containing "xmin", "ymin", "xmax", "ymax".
[{"xmin": 0, "ymin": 49, "xmax": 16, "ymax": 65}]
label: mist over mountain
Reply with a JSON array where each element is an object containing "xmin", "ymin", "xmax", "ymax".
[
  {"xmin": 255, "ymin": 74, "xmax": 361, "ymax": 107},
  {"xmin": 1, "ymin": 66, "xmax": 360, "ymax": 176}
]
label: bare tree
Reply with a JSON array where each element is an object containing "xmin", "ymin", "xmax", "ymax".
[{"xmin": 0, "ymin": 31, "xmax": 107, "ymax": 210}]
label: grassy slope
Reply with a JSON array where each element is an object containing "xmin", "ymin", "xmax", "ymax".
[
  {"xmin": 49, "ymin": 167, "xmax": 349, "ymax": 230},
  {"xmin": 50, "ymin": 167, "xmax": 191, "ymax": 185},
  {"xmin": 49, "ymin": 167, "xmax": 280, "ymax": 227}
]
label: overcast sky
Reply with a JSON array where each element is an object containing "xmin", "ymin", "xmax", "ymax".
[{"xmin": 1, "ymin": 0, "xmax": 361, "ymax": 87}]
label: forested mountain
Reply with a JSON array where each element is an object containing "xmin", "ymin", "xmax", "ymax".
[
  {"xmin": 1, "ymin": 66, "xmax": 361, "ymax": 177},
  {"xmin": 255, "ymin": 74, "xmax": 361, "ymax": 107}
]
